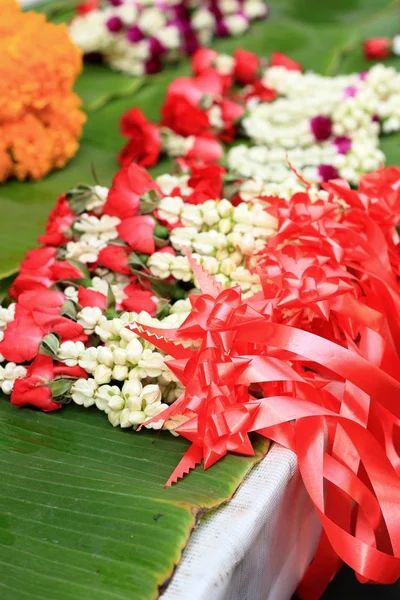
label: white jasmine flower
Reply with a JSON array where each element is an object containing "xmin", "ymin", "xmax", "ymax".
[
  {"xmin": 95, "ymin": 384, "xmax": 121, "ymax": 412},
  {"xmin": 78, "ymin": 347, "xmax": 99, "ymax": 374},
  {"xmin": 126, "ymin": 338, "xmax": 144, "ymax": 364},
  {"xmin": 74, "ymin": 213, "xmax": 120, "ymax": 242},
  {"xmin": 94, "ymin": 364, "xmax": 113, "ymax": 385},
  {"xmin": 112, "ymin": 365, "xmax": 129, "ymax": 381},
  {"xmin": 140, "ymin": 384, "xmax": 162, "ymax": 406},
  {"xmin": 65, "ymin": 236, "xmax": 105, "ymax": 263},
  {"xmin": 71, "ymin": 378, "xmax": 98, "ymax": 408},
  {"xmin": 138, "ymin": 350, "xmax": 165, "ymax": 377},
  {"xmin": 97, "ymin": 346, "xmax": 114, "ymax": 368},
  {"xmin": 57, "ymin": 341, "xmax": 85, "ymax": 367},
  {"xmin": 0, "ymin": 362, "xmax": 27, "ymax": 395},
  {"xmin": 148, "ymin": 252, "xmax": 174, "ymax": 279},
  {"xmin": 77, "ymin": 306, "xmax": 103, "ymax": 335},
  {"xmin": 157, "ymin": 196, "xmax": 184, "ymax": 225},
  {"xmin": 138, "ymin": 8, "xmax": 166, "ymax": 35},
  {"xmin": 171, "ymin": 256, "xmax": 192, "ymax": 282}
]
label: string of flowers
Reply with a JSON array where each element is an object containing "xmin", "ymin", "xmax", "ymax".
[
  {"xmin": 70, "ymin": 0, "xmax": 269, "ymax": 76},
  {"xmin": 0, "ymin": 0, "xmax": 86, "ymax": 182},
  {"xmin": 117, "ymin": 47, "xmax": 400, "ymax": 192}
]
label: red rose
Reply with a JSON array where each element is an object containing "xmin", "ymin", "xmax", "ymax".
[
  {"xmin": 103, "ymin": 163, "xmax": 161, "ymax": 220},
  {"xmin": 363, "ymin": 37, "xmax": 392, "ymax": 60},
  {"xmin": 78, "ymin": 286, "xmax": 107, "ymax": 310},
  {"xmin": 118, "ymin": 108, "xmax": 161, "ymax": 168},
  {"xmin": 10, "ymin": 246, "xmax": 57, "ymax": 299},
  {"xmin": 38, "ymin": 195, "xmax": 75, "ymax": 246},
  {"xmin": 51, "ymin": 259, "xmax": 85, "ymax": 281},
  {"xmin": 75, "ymin": 0, "xmax": 99, "ymax": 16},
  {"xmin": 219, "ymin": 99, "xmax": 245, "ymax": 142},
  {"xmin": 97, "ymin": 244, "xmax": 131, "ymax": 275},
  {"xmin": 18, "ymin": 289, "xmax": 64, "ymax": 314},
  {"xmin": 234, "ymin": 49, "xmax": 260, "ymax": 84},
  {"xmin": 117, "ymin": 215, "xmax": 156, "ymax": 255},
  {"xmin": 0, "ymin": 307, "xmax": 46, "ymax": 363},
  {"xmin": 0, "ymin": 290, "xmax": 86, "ymax": 363},
  {"xmin": 11, "ymin": 355, "xmax": 88, "ymax": 413},
  {"xmin": 187, "ymin": 165, "xmax": 226, "ymax": 204},
  {"xmin": 121, "ymin": 283, "xmax": 157, "ymax": 316},
  {"xmin": 162, "ymin": 95, "xmax": 210, "ymax": 137},
  {"xmin": 192, "ymin": 48, "xmax": 218, "ymax": 75},
  {"xmin": 244, "ymin": 80, "xmax": 277, "ymax": 102},
  {"xmin": 270, "ymin": 52, "xmax": 302, "ymax": 71},
  {"xmin": 184, "ymin": 137, "xmax": 223, "ymax": 166}
]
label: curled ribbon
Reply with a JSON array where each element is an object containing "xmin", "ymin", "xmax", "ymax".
[{"xmin": 129, "ymin": 168, "xmax": 400, "ymax": 598}]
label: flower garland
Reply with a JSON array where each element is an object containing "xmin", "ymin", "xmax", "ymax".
[
  {"xmin": 1, "ymin": 149, "xmax": 400, "ymax": 595},
  {"xmin": 0, "ymin": 1, "xmax": 86, "ymax": 182},
  {"xmin": 69, "ymin": 0, "xmax": 268, "ymax": 75},
  {"xmin": 118, "ymin": 47, "xmax": 400, "ymax": 192}
]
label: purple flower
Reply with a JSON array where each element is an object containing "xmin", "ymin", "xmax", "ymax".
[
  {"xmin": 344, "ymin": 86, "xmax": 358, "ymax": 98},
  {"xmin": 359, "ymin": 71, "xmax": 368, "ymax": 81},
  {"xmin": 333, "ymin": 136, "xmax": 352, "ymax": 154},
  {"xmin": 318, "ymin": 164, "xmax": 339, "ymax": 182},
  {"xmin": 106, "ymin": 16, "xmax": 123, "ymax": 33},
  {"xmin": 372, "ymin": 114, "xmax": 380, "ymax": 123},
  {"xmin": 145, "ymin": 57, "xmax": 162, "ymax": 74},
  {"xmin": 183, "ymin": 34, "xmax": 200, "ymax": 55},
  {"xmin": 216, "ymin": 19, "xmax": 230, "ymax": 37},
  {"xmin": 149, "ymin": 37, "xmax": 166, "ymax": 56},
  {"xmin": 109, "ymin": 0, "xmax": 123, "ymax": 5},
  {"xmin": 126, "ymin": 26, "xmax": 144, "ymax": 43},
  {"xmin": 310, "ymin": 115, "xmax": 332, "ymax": 141}
]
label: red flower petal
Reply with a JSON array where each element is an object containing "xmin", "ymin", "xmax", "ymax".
[
  {"xmin": 117, "ymin": 215, "xmax": 155, "ymax": 255},
  {"xmin": 77, "ymin": 286, "xmax": 107, "ymax": 310}
]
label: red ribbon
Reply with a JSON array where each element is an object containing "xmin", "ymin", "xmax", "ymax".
[{"xmin": 130, "ymin": 169, "xmax": 400, "ymax": 597}]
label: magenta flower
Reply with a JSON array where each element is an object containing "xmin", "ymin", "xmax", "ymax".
[
  {"xmin": 310, "ymin": 115, "xmax": 332, "ymax": 141},
  {"xmin": 333, "ymin": 136, "xmax": 352, "ymax": 154},
  {"xmin": 106, "ymin": 16, "xmax": 123, "ymax": 33},
  {"xmin": 318, "ymin": 164, "xmax": 339, "ymax": 181},
  {"xmin": 344, "ymin": 86, "xmax": 358, "ymax": 98},
  {"xmin": 126, "ymin": 26, "xmax": 144, "ymax": 43}
]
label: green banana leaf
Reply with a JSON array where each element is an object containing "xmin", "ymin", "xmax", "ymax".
[
  {"xmin": 1, "ymin": 1, "xmax": 400, "ymax": 598},
  {"xmin": 0, "ymin": 401, "xmax": 268, "ymax": 599}
]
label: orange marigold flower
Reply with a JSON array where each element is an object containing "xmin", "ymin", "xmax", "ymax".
[{"xmin": 0, "ymin": 2, "xmax": 86, "ymax": 182}]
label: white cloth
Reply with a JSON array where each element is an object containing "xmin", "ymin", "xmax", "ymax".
[{"xmin": 163, "ymin": 445, "xmax": 321, "ymax": 600}]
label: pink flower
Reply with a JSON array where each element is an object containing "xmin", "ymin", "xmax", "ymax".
[{"xmin": 334, "ymin": 136, "xmax": 352, "ymax": 155}]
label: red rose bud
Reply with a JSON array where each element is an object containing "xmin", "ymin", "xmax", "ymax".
[
  {"xmin": 117, "ymin": 215, "xmax": 156, "ymax": 255},
  {"xmin": 97, "ymin": 244, "xmax": 132, "ymax": 275},
  {"xmin": 75, "ymin": 0, "xmax": 99, "ymax": 16},
  {"xmin": 270, "ymin": 51, "xmax": 303, "ymax": 71},
  {"xmin": 119, "ymin": 108, "xmax": 161, "ymax": 168},
  {"xmin": 104, "ymin": 163, "xmax": 161, "ymax": 220},
  {"xmin": 192, "ymin": 48, "xmax": 218, "ymax": 76},
  {"xmin": 363, "ymin": 37, "xmax": 392, "ymax": 60},
  {"xmin": 77, "ymin": 286, "xmax": 107, "ymax": 310},
  {"xmin": 234, "ymin": 48, "xmax": 260, "ymax": 84}
]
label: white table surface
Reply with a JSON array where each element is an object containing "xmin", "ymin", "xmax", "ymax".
[{"xmin": 163, "ymin": 445, "xmax": 321, "ymax": 600}]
